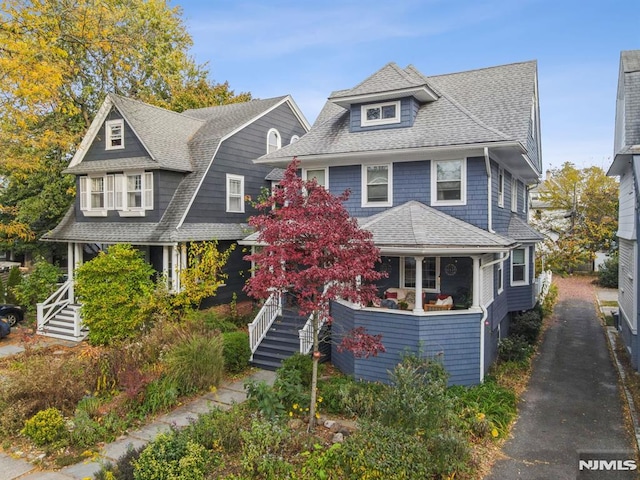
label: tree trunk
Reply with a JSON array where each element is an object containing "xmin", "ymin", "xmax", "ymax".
[{"xmin": 308, "ymin": 311, "xmax": 319, "ymax": 431}]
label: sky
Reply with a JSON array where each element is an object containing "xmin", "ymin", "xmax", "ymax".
[{"xmin": 176, "ymin": 0, "xmax": 639, "ymax": 173}]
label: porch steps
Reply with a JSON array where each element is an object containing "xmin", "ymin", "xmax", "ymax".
[
  {"xmin": 37, "ymin": 305, "xmax": 88, "ymax": 342},
  {"xmin": 251, "ymin": 309, "xmax": 307, "ymax": 371}
]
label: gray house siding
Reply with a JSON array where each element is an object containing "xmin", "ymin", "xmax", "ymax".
[
  {"xmin": 201, "ymin": 240, "xmax": 250, "ymax": 306},
  {"xmin": 75, "ymin": 169, "xmax": 183, "ymax": 223},
  {"xmin": 184, "ymin": 104, "xmax": 306, "ymax": 225},
  {"xmin": 491, "ymin": 161, "xmax": 511, "ymax": 234},
  {"xmin": 506, "ymin": 245, "xmax": 536, "ymax": 312},
  {"xmin": 349, "ymin": 97, "xmax": 418, "ymax": 132},
  {"xmin": 84, "ymin": 110, "xmax": 150, "ymax": 162},
  {"xmin": 330, "ymin": 301, "xmax": 482, "ymax": 386}
]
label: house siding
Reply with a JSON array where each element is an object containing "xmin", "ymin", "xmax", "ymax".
[
  {"xmin": 200, "ymin": 240, "xmax": 250, "ymax": 306},
  {"xmin": 618, "ymin": 165, "xmax": 636, "ymax": 240},
  {"xmin": 619, "ymin": 238, "xmax": 636, "ymax": 333},
  {"xmin": 506, "ymin": 244, "xmax": 537, "ymax": 312},
  {"xmin": 83, "ymin": 110, "xmax": 150, "ymax": 162},
  {"xmin": 330, "ymin": 301, "xmax": 482, "ymax": 386},
  {"xmin": 349, "ymin": 97, "xmax": 418, "ymax": 132},
  {"xmin": 184, "ymin": 104, "xmax": 306, "ymax": 225}
]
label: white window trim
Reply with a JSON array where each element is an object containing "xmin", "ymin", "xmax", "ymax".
[
  {"xmin": 118, "ymin": 171, "xmax": 153, "ymax": 216},
  {"xmin": 266, "ymin": 128, "xmax": 281, "ymax": 153},
  {"xmin": 361, "ymin": 163, "xmax": 393, "ymax": 207},
  {"xmin": 302, "ymin": 167, "xmax": 329, "ymax": 189},
  {"xmin": 511, "ymin": 177, "xmax": 518, "ymax": 212},
  {"xmin": 400, "ymin": 256, "xmax": 441, "ymax": 293},
  {"xmin": 290, "ymin": 135, "xmax": 300, "ymax": 144},
  {"xmin": 226, "ymin": 174, "xmax": 245, "ymax": 213},
  {"xmin": 431, "ymin": 159, "xmax": 467, "ymax": 206},
  {"xmin": 497, "ymin": 259, "xmax": 504, "ymax": 294},
  {"xmin": 80, "ymin": 172, "xmax": 153, "ymax": 217},
  {"xmin": 361, "ymin": 101, "xmax": 401, "ymax": 127},
  {"xmin": 511, "ymin": 247, "xmax": 529, "ymax": 286},
  {"xmin": 498, "ymin": 168, "xmax": 505, "ymax": 208},
  {"xmin": 105, "ymin": 119, "xmax": 124, "ymax": 150}
]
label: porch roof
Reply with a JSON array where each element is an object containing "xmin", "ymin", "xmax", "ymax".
[{"xmin": 358, "ymin": 201, "xmax": 516, "ymax": 254}]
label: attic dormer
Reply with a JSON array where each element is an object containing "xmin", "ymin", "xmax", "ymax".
[{"xmin": 328, "ymin": 62, "xmax": 439, "ymax": 132}]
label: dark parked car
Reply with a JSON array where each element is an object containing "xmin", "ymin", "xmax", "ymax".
[
  {"xmin": 0, "ymin": 318, "xmax": 9, "ymax": 338},
  {"xmin": 0, "ymin": 305, "xmax": 24, "ymax": 327}
]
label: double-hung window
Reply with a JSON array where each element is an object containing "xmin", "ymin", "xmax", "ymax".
[
  {"xmin": 79, "ymin": 172, "xmax": 153, "ymax": 216},
  {"xmin": 362, "ymin": 164, "xmax": 392, "ymax": 207},
  {"xmin": 303, "ymin": 168, "xmax": 328, "ymax": 188},
  {"xmin": 402, "ymin": 257, "xmax": 439, "ymax": 292},
  {"xmin": 431, "ymin": 159, "xmax": 466, "ymax": 205},
  {"xmin": 105, "ymin": 119, "xmax": 124, "ymax": 150},
  {"xmin": 361, "ymin": 101, "xmax": 401, "ymax": 127},
  {"xmin": 226, "ymin": 174, "xmax": 244, "ymax": 213},
  {"xmin": 511, "ymin": 177, "xmax": 518, "ymax": 212},
  {"xmin": 267, "ymin": 129, "xmax": 281, "ymax": 153},
  {"xmin": 498, "ymin": 168, "xmax": 505, "ymax": 207},
  {"xmin": 511, "ymin": 247, "xmax": 528, "ymax": 285},
  {"xmin": 90, "ymin": 177, "xmax": 105, "ymax": 209}
]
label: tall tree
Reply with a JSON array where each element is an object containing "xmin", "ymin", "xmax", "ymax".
[
  {"xmin": 0, "ymin": 0, "xmax": 250, "ymax": 256},
  {"xmin": 534, "ymin": 162, "xmax": 618, "ymax": 273},
  {"xmin": 244, "ymin": 159, "xmax": 386, "ymax": 429}
]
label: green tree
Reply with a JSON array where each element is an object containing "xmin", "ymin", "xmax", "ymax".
[
  {"xmin": 13, "ymin": 258, "xmax": 62, "ymax": 313},
  {"xmin": 0, "ymin": 0, "xmax": 250, "ymax": 255},
  {"xmin": 75, "ymin": 244, "xmax": 155, "ymax": 345},
  {"xmin": 5, "ymin": 266, "xmax": 22, "ymax": 305},
  {"xmin": 536, "ymin": 162, "xmax": 618, "ymax": 273}
]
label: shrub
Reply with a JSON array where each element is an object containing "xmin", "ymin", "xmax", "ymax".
[
  {"xmin": 13, "ymin": 258, "xmax": 62, "ymax": 313},
  {"xmin": 598, "ymin": 253, "xmax": 619, "ymax": 288},
  {"xmin": 186, "ymin": 309, "xmax": 237, "ymax": 333},
  {"xmin": 278, "ymin": 353, "xmax": 314, "ymax": 389},
  {"xmin": 222, "ymin": 331, "xmax": 251, "ymax": 374},
  {"xmin": 240, "ymin": 419, "xmax": 293, "ymax": 478},
  {"xmin": 184, "ymin": 405, "xmax": 249, "ymax": 453},
  {"xmin": 245, "ymin": 380, "xmax": 286, "ymax": 420},
  {"xmin": 542, "ymin": 282, "xmax": 559, "ymax": 318},
  {"xmin": 498, "ymin": 335, "xmax": 534, "ymax": 363},
  {"xmin": 133, "ymin": 431, "xmax": 213, "ymax": 480},
  {"xmin": 94, "ymin": 444, "xmax": 145, "ymax": 480},
  {"xmin": 21, "ymin": 407, "xmax": 67, "ymax": 447},
  {"xmin": 319, "ymin": 375, "xmax": 385, "ymax": 418},
  {"xmin": 164, "ymin": 329, "xmax": 224, "ymax": 395},
  {"xmin": 510, "ymin": 310, "xmax": 543, "ymax": 344},
  {"xmin": 138, "ymin": 376, "xmax": 180, "ymax": 416},
  {"xmin": 75, "ymin": 244, "xmax": 155, "ymax": 345},
  {"xmin": 5, "ymin": 266, "xmax": 22, "ymax": 304},
  {"xmin": 0, "ymin": 275, "xmax": 5, "ymax": 303}
]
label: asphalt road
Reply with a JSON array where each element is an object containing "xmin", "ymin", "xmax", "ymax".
[{"xmin": 485, "ymin": 276, "xmax": 638, "ymax": 480}]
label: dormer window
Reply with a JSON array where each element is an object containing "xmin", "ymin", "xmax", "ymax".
[
  {"xmin": 361, "ymin": 101, "xmax": 400, "ymax": 127},
  {"xmin": 267, "ymin": 128, "xmax": 281, "ymax": 153},
  {"xmin": 105, "ymin": 119, "xmax": 124, "ymax": 150}
]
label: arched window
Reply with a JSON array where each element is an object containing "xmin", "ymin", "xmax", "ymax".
[
  {"xmin": 290, "ymin": 135, "xmax": 299, "ymax": 144},
  {"xmin": 267, "ymin": 128, "xmax": 281, "ymax": 153}
]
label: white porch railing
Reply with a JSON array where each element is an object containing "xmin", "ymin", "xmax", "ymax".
[
  {"xmin": 299, "ymin": 313, "xmax": 327, "ymax": 355},
  {"xmin": 36, "ymin": 280, "xmax": 83, "ymax": 339},
  {"xmin": 248, "ymin": 291, "xmax": 282, "ymax": 357},
  {"xmin": 536, "ymin": 270, "xmax": 553, "ymax": 301}
]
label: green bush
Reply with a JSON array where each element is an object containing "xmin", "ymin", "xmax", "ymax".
[
  {"xmin": 94, "ymin": 444, "xmax": 145, "ymax": 480},
  {"xmin": 245, "ymin": 380, "xmax": 286, "ymax": 420},
  {"xmin": 133, "ymin": 431, "xmax": 213, "ymax": 480},
  {"xmin": 5, "ymin": 266, "xmax": 22, "ymax": 305},
  {"xmin": 186, "ymin": 309, "xmax": 237, "ymax": 333},
  {"xmin": 21, "ymin": 407, "xmax": 67, "ymax": 447},
  {"xmin": 184, "ymin": 405, "xmax": 249, "ymax": 453},
  {"xmin": 498, "ymin": 335, "xmax": 534, "ymax": 363},
  {"xmin": 138, "ymin": 376, "xmax": 180, "ymax": 416},
  {"xmin": 278, "ymin": 352, "xmax": 314, "ymax": 389},
  {"xmin": 222, "ymin": 331, "xmax": 251, "ymax": 374},
  {"xmin": 319, "ymin": 375, "xmax": 386, "ymax": 418},
  {"xmin": 164, "ymin": 329, "xmax": 224, "ymax": 395},
  {"xmin": 510, "ymin": 310, "xmax": 542, "ymax": 344},
  {"xmin": 240, "ymin": 419, "xmax": 293, "ymax": 478},
  {"xmin": 13, "ymin": 258, "xmax": 62, "ymax": 313},
  {"xmin": 598, "ymin": 253, "xmax": 618, "ymax": 288},
  {"xmin": 75, "ymin": 244, "xmax": 155, "ymax": 345}
]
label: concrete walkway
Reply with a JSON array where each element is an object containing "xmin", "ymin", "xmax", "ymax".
[
  {"xmin": 0, "ymin": 352, "xmax": 275, "ymax": 480},
  {"xmin": 486, "ymin": 276, "xmax": 636, "ymax": 480}
]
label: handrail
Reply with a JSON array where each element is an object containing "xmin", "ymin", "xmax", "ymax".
[
  {"xmin": 36, "ymin": 280, "xmax": 73, "ymax": 330},
  {"xmin": 247, "ymin": 291, "xmax": 282, "ymax": 356},
  {"xmin": 299, "ymin": 312, "xmax": 327, "ymax": 355}
]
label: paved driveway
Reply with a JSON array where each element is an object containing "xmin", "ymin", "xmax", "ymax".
[{"xmin": 485, "ymin": 275, "xmax": 638, "ymax": 480}]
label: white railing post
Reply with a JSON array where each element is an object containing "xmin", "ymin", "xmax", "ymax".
[{"xmin": 247, "ymin": 291, "xmax": 282, "ymax": 357}]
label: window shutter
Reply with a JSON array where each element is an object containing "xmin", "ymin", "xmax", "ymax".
[
  {"xmin": 144, "ymin": 172, "xmax": 153, "ymax": 210},
  {"xmin": 114, "ymin": 174, "xmax": 124, "ymax": 210},
  {"xmin": 105, "ymin": 175, "xmax": 115, "ymax": 210},
  {"xmin": 79, "ymin": 177, "xmax": 87, "ymax": 210}
]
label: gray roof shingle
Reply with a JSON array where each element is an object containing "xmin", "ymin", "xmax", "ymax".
[{"xmin": 507, "ymin": 214, "xmax": 544, "ymax": 242}]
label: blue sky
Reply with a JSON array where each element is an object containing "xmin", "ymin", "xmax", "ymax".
[{"xmin": 178, "ymin": 0, "xmax": 638, "ymax": 173}]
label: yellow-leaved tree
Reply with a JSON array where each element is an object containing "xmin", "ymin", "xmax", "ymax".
[{"xmin": 0, "ymin": 0, "xmax": 250, "ymax": 258}]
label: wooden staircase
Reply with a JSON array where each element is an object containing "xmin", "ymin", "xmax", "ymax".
[
  {"xmin": 251, "ymin": 307, "xmax": 307, "ymax": 371},
  {"xmin": 37, "ymin": 304, "xmax": 88, "ymax": 342}
]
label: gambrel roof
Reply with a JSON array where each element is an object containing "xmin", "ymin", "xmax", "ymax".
[
  {"xmin": 45, "ymin": 95, "xmax": 308, "ymax": 244},
  {"xmin": 257, "ymin": 61, "xmax": 541, "ymax": 180}
]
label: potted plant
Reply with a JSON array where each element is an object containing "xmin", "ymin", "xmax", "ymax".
[{"xmin": 398, "ymin": 300, "xmax": 408, "ymax": 310}]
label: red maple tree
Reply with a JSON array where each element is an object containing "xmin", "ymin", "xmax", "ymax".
[{"xmin": 244, "ymin": 158, "xmax": 386, "ymax": 427}]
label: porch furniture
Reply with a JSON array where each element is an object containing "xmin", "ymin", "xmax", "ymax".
[
  {"xmin": 424, "ymin": 295, "xmax": 453, "ymax": 311},
  {"xmin": 384, "ymin": 288, "xmax": 425, "ymax": 311}
]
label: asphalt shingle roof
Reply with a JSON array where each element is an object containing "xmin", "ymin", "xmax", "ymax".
[
  {"xmin": 507, "ymin": 214, "xmax": 545, "ymax": 242},
  {"xmin": 260, "ymin": 61, "xmax": 537, "ymax": 162},
  {"xmin": 620, "ymin": 50, "xmax": 640, "ymax": 150},
  {"xmin": 45, "ymin": 96, "xmax": 289, "ymax": 244}
]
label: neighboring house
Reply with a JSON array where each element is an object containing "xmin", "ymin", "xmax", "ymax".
[
  {"xmin": 246, "ymin": 61, "xmax": 544, "ymax": 385},
  {"xmin": 607, "ymin": 50, "xmax": 640, "ymax": 369},
  {"xmin": 528, "ymin": 171, "xmax": 570, "ymax": 244},
  {"xmin": 39, "ymin": 93, "xmax": 309, "ymax": 341}
]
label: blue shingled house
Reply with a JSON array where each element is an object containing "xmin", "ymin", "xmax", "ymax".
[
  {"xmin": 247, "ymin": 61, "xmax": 544, "ymax": 385},
  {"xmin": 607, "ymin": 50, "xmax": 640, "ymax": 370},
  {"xmin": 39, "ymin": 94, "xmax": 309, "ymax": 341}
]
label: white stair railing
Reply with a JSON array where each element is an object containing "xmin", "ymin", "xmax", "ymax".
[
  {"xmin": 36, "ymin": 280, "xmax": 73, "ymax": 331},
  {"xmin": 248, "ymin": 291, "xmax": 282, "ymax": 357},
  {"xmin": 299, "ymin": 312, "xmax": 327, "ymax": 355}
]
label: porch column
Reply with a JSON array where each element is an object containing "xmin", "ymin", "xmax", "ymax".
[
  {"xmin": 162, "ymin": 246, "xmax": 170, "ymax": 289},
  {"xmin": 472, "ymin": 255, "xmax": 481, "ymax": 307},
  {"xmin": 413, "ymin": 256, "xmax": 424, "ymax": 314},
  {"xmin": 171, "ymin": 245, "xmax": 180, "ymax": 292},
  {"xmin": 74, "ymin": 243, "xmax": 83, "ymax": 270},
  {"xmin": 67, "ymin": 242, "xmax": 75, "ymax": 303}
]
